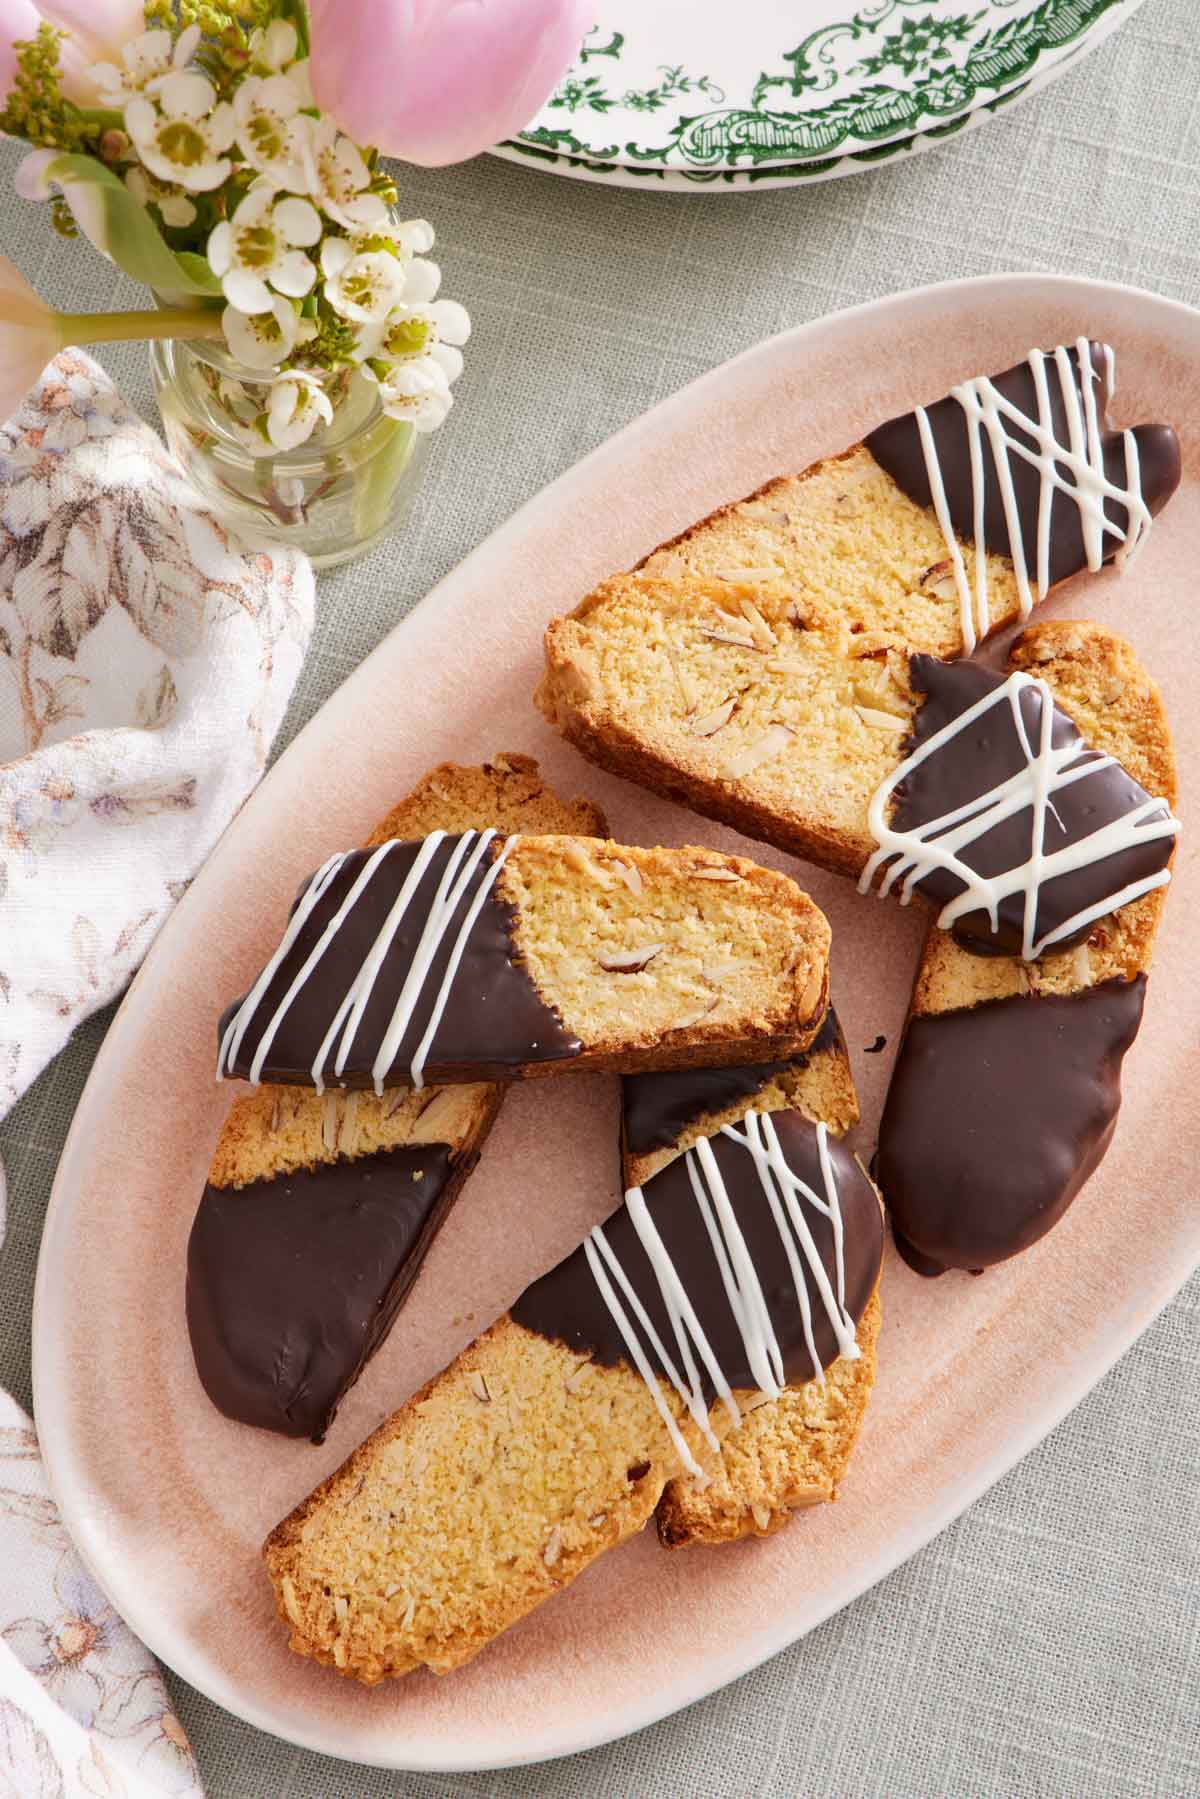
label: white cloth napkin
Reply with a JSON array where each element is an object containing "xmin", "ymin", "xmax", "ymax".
[
  {"xmin": 0, "ymin": 349, "xmax": 313, "ymax": 1115},
  {"xmin": 0, "ymin": 349, "xmax": 316, "ymax": 1792}
]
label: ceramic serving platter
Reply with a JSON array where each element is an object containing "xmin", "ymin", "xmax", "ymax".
[
  {"xmin": 33, "ymin": 273, "xmax": 1200, "ymax": 1771},
  {"xmin": 493, "ymin": 0, "xmax": 1146, "ymax": 190}
]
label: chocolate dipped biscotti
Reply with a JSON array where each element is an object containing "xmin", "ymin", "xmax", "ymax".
[
  {"xmin": 217, "ymin": 835, "xmax": 832, "ymax": 1091},
  {"xmin": 619, "ymin": 1010, "xmax": 882, "ymax": 1547},
  {"xmin": 537, "ymin": 341, "xmax": 1180, "ymax": 948},
  {"xmin": 876, "ymin": 622, "xmax": 1178, "ymax": 1273},
  {"xmin": 187, "ymin": 755, "xmax": 606, "ymax": 1441},
  {"xmin": 264, "ymin": 1101, "xmax": 884, "ymax": 1681}
]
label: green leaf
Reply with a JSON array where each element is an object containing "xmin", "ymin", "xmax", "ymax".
[{"xmin": 40, "ymin": 153, "xmax": 221, "ymax": 300}]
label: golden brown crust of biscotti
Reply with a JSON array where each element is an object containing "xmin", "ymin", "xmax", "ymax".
[
  {"xmin": 655, "ymin": 1289, "xmax": 882, "ymax": 1546},
  {"xmin": 263, "ymin": 1315, "xmax": 724, "ymax": 1683},
  {"xmin": 909, "ymin": 621, "xmax": 1176, "ymax": 1020},
  {"xmin": 634, "ymin": 444, "xmax": 1022, "ymax": 657},
  {"xmin": 208, "ymin": 1083, "xmax": 503, "ymax": 1192},
  {"xmin": 533, "ymin": 435, "xmax": 1049, "ymax": 868},
  {"xmin": 496, "ymin": 835, "xmax": 831, "ymax": 1074},
  {"xmin": 642, "ymin": 1015, "xmax": 881, "ymax": 1547},
  {"xmin": 537, "ymin": 578, "xmax": 913, "ymax": 881},
  {"xmin": 366, "ymin": 751, "xmax": 607, "ymax": 847}
]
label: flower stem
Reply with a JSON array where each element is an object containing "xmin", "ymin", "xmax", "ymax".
[{"xmin": 56, "ymin": 307, "xmax": 225, "ymax": 348}]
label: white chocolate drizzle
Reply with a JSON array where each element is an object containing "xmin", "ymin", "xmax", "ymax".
[
  {"xmin": 916, "ymin": 339, "xmax": 1151, "ymax": 653},
  {"xmin": 584, "ymin": 1114, "xmax": 860, "ymax": 1482},
  {"xmin": 859, "ymin": 669, "xmax": 1178, "ymax": 959},
  {"xmin": 217, "ymin": 829, "xmax": 518, "ymax": 1093}
]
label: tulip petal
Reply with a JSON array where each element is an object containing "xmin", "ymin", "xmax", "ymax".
[
  {"xmin": 1, "ymin": 0, "xmax": 41, "ymax": 103},
  {"xmin": 0, "ymin": 254, "xmax": 65, "ymax": 425},
  {"xmin": 308, "ymin": 0, "xmax": 593, "ymax": 167}
]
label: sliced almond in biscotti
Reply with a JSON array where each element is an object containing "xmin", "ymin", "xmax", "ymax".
[
  {"xmin": 537, "ymin": 572, "xmax": 1178, "ymax": 957},
  {"xmin": 263, "ymin": 1105, "xmax": 883, "ymax": 1682},
  {"xmin": 538, "ymin": 343, "xmax": 1179, "ymax": 950},
  {"xmin": 217, "ymin": 835, "xmax": 831, "ymax": 1089},
  {"xmin": 635, "ymin": 341, "xmax": 1179, "ymax": 658},
  {"xmin": 188, "ymin": 756, "xmax": 607, "ymax": 1443},
  {"xmin": 619, "ymin": 1008, "xmax": 882, "ymax": 1548},
  {"xmin": 876, "ymin": 622, "xmax": 1178, "ymax": 1275}
]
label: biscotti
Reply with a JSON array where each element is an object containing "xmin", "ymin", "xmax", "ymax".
[
  {"xmin": 622, "ymin": 1011, "xmax": 883, "ymax": 1547},
  {"xmin": 634, "ymin": 341, "xmax": 1178, "ymax": 657},
  {"xmin": 218, "ymin": 835, "xmax": 832, "ymax": 1089},
  {"xmin": 876, "ymin": 622, "xmax": 1177, "ymax": 1273},
  {"xmin": 537, "ymin": 343, "xmax": 1180, "ymax": 952},
  {"xmin": 187, "ymin": 755, "xmax": 607, "ymax": 1441},
  {"xmin": 621, "ymin": 1005, "xmax": 859, "ymax": 1189},
  {"xmin": 264, "ymin": 1107, "xmax": 884, "ymax": 1681}
]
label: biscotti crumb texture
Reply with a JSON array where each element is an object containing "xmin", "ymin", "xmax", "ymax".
[
  {"xmin": 500, "ymin": 836, "xmax": 831, "ymax": 1068},
  {"xmin": 637, "ymin": 445, "xmax": 1020, "ymax": 659},
  {"xmin": 264, "ymin": 1316, "xmax": 716, "ymax": 1682}
]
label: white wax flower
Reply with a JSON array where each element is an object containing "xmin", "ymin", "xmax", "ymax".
[
  {"xmin": 357, "ymin": 298, "xmax": 471, "ymax": 386},
  {"xmin": 124, "ymin": 165, "xmax": 196, "ymax": 230},
  {"xmin": 93, "ymin": 24, "xmax": 201, "ymax": 107},
  {"xmin": 125, "ymin": 71, "xmax": 237, "ymax": 194},
  {"xmin": 303, "ymin": 120, "xmax": 389, "ymax": 233},
  {"xmin": 376, "ymin": 357, "xmax": 454, "ymax": 432},
  {"xmin": 221, "ymin": 296, "xmax": 310, "ymax": 371},
  {"xmin": 266, "ymin": 372, "xmax": 334, "ymax": 451},
  {"xmin": 208, "ymin": 181, "xmax": 321, "ymax": 316},
  {"xmin": 233, "ymin": 72, "xmax": 313, "ymax": 191},
  {"xmin": 320, "ymin": 239, "xmax": 407, "ymax": 324}
]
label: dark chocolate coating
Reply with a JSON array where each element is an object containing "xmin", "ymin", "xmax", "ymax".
[
  {"xmin": 513, "ymin": 1112, "xmax": 882, "ymax": 1397},
  {"xmin": 621, "ymin": 1007, "xmax": 843, "ymax": 1158},
  {"xmin": 890, "ymin": 656, "xmax": 1174, "ymax": 957},
  {"xmin": 877, "ymin": 976, "xmax": 1147, "ymax": 1274},
  {"xmin": 866, "ymin": 341, "xmax": 1180, "ymax": 592},
  {"xmin": 186, "ymin": 1142, "xmax": 467, "ymax": 1440},
  {"xmin": 219, "ymin": 835, "xmax": 580, "ymax": 1087}
]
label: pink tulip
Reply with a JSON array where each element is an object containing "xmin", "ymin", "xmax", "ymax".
[
  {"xmin": 308, "ymin": 0, "xmax": 593, "ymax": 167},
  {"xmin": 33, "ymin": 0, "xmax": 146, "ymax": 62},
  {"xmin": 0, "ymin": 0, "xmax": 42, "ymax": 104}
]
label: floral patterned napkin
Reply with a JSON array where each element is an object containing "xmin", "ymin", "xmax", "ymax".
[
  {"xmin": 0, "ymin": 350, "xmax": 313, "ymax": 1114},
  {"xmin": 0, "ymin": 1385, "xmax": 204, "ymax": 1798},
  {"xmin": 0, "ymin": 350, "xmax": 316, "ymax": 1792}
]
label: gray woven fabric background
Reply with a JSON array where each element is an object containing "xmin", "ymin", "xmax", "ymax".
[{"xmin": 2, "ymin": 1, "xmax": 1199, "ymax": 1792}]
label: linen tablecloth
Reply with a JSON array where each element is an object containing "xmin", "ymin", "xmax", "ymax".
[{"xmin": 2, "ymin": 0, "xmax": 1198, "ymax": 1791}]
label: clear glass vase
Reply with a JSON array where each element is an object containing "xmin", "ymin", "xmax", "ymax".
[{"xmin": 150, "ymin": 336, "xmax": 430, "ymax": 569}]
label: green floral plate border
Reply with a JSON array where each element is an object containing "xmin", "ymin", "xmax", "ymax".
[{"xmin": 491, "ymin": 0, "xmax": 1144, "ymax": 191}]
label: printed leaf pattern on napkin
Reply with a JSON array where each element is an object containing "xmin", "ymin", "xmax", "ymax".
[
  {"xmin": 0, "ymin": 1390, "xmax": 204, "ymax": 1798},
  {"xmin": 0, "ymin": 351, "xmax": 314, "ymax": 1116}
]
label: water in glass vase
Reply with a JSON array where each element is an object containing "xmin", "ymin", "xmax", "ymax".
[{"xmin": 151, "ymin": 337, "xmax": 430, "ymax": 569}]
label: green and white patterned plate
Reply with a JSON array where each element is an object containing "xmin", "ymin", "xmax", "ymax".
[{"xmin": 492, "ymin": 0, "xmax": 1145, "ymax": 191}]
